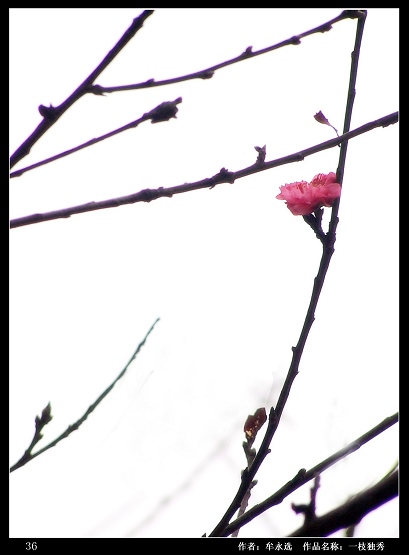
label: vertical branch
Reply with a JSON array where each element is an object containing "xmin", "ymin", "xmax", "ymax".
[
  {"xmin": 330, "ymin": 10, "xmax": 367, "ymax": 233},
  {"xmin": 208, "ymin": 11, "xmax": 368, "ymax": 538}
]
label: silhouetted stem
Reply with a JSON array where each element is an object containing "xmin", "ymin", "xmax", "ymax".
[
  {"xmin": 289, "ymin": 469, "xmax": 398, "ymax": 537},
  {"xmin": 10, "ymin": 318, "xmax": 160, "ymax": 473},
  {"xmin": 9, "ymin": 10, "xmax": 154, "ymax": 169},
  {"xmin": 10, "ymin": 111, "xmax": 397, "ymax": 229},
  {"xmin": 208, "ymin": 12, "xmax": 368, "ymax": 537},
  {"xmin": 222, "ymin": 413, "xmax": 398, "ymax": 536},
  {"xmin": 10, "ymin": 98, "xmax": 182, "ymax": 179},
  {"xmin": 88, "ymin": 10, "xmax": 365, "ymax": 95}
]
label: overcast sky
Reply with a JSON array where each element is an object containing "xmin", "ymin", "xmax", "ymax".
[{"xmin": 9, "ymin": 8, "xmax": 399, "ymax": 539}]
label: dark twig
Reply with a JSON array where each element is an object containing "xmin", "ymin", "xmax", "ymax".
[
  {"xmin": 289, "ymin": 469, "xmax": 398, "ymax": 537},
  {"xmin": 10, "ymin": 318, "xmax": 160, "ymax": 473},
  {"xmin": 9, "ymin": 112, "xmax": 397, "ymax": 229},
  {"xmin": 88, "ymin": 10, "xmax": 365, "ymax": 95},
  {"xmin": 10, "ymin": 98, "xmax": 182, "ymax": 179},
  {"xmin": 220, "ymin": 412, "xmax": 398, "ymax": 536},
  {"xmin": 291, "ymin": 475, "xmax": 320, "ymax": 524},
  {"xmin": 230, "ymin": 408, "xmax": 267, "ymax": 537},
  {"xmin": 9, "ymin": 10, "xmax": 154, "ymax": 169},
  {"xmin": 208, "ymin": 12, "xmax": 368, "ymax": 537}
]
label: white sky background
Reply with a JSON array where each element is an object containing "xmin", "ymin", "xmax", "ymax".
[{"xmin": 9, "ymin": 8, "xmax": 399, "ymax": 539}]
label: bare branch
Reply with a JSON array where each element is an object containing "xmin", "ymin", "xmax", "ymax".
[
  {"xmin": 9, "ymin": 112, "xmax": 398, "ymax": 230},
  {"xmin": 289, "ymin": 469, "xmax": 398, "ymax": 537},
  {"xmin": 88, "ymin": 10, "xmax": 366, "ymax": 95},
  {"xmin": 9, "ymin": 9, "xmax": 154, "ymax": 169},
  {"xmin": 220, "ymin": 413, "xmax": 398, "ymax": 536},
  {"xmin": 10, "ymin": 98, "xmax": 182, "ymax": 179},
  {"xmin": 208, "ymin": 13, "xmax": 371, "ymax": 536},
  {"xmin": 10, "ymin": 318, "xmax": 160, "ymax": 473}
]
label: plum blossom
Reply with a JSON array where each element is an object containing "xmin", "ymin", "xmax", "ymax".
[{"xmin": 276, "ymin": 172, "xmax": 341, "ymax": 216}]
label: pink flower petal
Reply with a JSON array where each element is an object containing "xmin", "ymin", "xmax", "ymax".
[{"xmin": 276, "ymin": 173, "xmax": 341, "ymax": 216}]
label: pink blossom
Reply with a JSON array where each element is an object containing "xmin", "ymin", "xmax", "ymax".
[{"xmin": 276, "ymin": 172, "xmax": 341, "ymax": 216}]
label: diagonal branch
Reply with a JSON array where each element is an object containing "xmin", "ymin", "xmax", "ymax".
[
  {"xmin": 289, "ymin": 469, "xmax": 398, "ymax": 537},
  {"xmin": 221, "ymin": 412, "xmax": 398, "ymax": 536},
  {"xmin": 9, "ymin": 111, "xmax": 398, "ymax": 230},
  {"xmin": 10, "ymin": 318, "xmax": 160, "ymax": 473},
  {"xmin": 10, "ymin": 98, "xmax": 182, "ymax": 179},
  {"xmin": 9, "ymin": 9, "xmax": 154, "ymax": 169},
  {"xmin": 88, "ymin": 10, "xmax": 366, "ymax": 95}
]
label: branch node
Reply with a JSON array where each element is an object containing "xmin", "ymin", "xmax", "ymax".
[
  {"xmin": 218, "ymin": 167, "xmax": 235, "ymax": 184},
  {"xmin": 317, "ymin": 23, "xmax": 332, "ymax": 33},
  {"xmin": 88, "ymin": 84, "xmax": 106, "ymax": 96},
  {"xmin": 140, "ymin": 188, "xmax": 159, "ymax": 202},
  {"xmin": 240, "ymin": 46, "xmax": 253, "ymax": 59},
  {"xmin": 200, "ymin": 70, "xmax": 214, "ymax": 80},
  {"xmin": 38, "ymin": 104, "xmax": 59, "ymax": 121},
  {"xmin": 157, "ymin": 186, "xmax": 173, "ymax": 199},
  {"xmin": 341, "ymin": 9, "xmax": 367, "ymax": 20}
]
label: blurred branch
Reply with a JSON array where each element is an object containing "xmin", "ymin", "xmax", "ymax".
[
  {"xmin": 289, "ymin": 469, "xmax": 398, "ymax": 537},
  {"xmin": 10, "ymin": 111, "xmax": 397, "ymax": 229},
  {"xmin": 88, "ymin": 10, "xmax": 365, "ymax": 95},
  {"xmin": 9, "ymin": 9, "xmax": 154, "ymax": 169},
  {"xmin": 10, "ymin": 98, "xmax": 182, "ymax": 179},
  {"xmin": 10, "ymin": 318, "xmax": 160, "ymax": 473},
  {"xmin": 231, "ymin": 408, "xmax": 267, "ymax": 537},
  {"xmin": 208, "ymin": 12, "xmax": 368, "ymax": 537},
  {"xmin": 221, "ymin": 412, "xmax": 398, "ymax": 536}
]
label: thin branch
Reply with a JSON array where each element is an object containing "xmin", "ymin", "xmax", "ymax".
[
  {"xmin": 9, "ymin": 111, "xmax": 398, "ymax": 230},
  {"xmin": 221, "ymin": 412, "xmax": 398, "ymax": 536},
  {"xmin": 10, "ymin": 318, "xmax": 160, "ymax": 473},
  {"xmin": 208, "ymin": 13, "xmax": 368, "ymax": 537},
  {"xmin": 328, "ymin": 5, "xmax": 368, "ymax": 237},
  {"xmin": 88, "ymin": 10, "xmax": 366, "ymax": 95},
  {"xmin": 231, "ymin": 408, "xmax": 267, "ymax": 537},
  {"xmin": 10, "ymin": 98, "xmax": 182, "ymax": 179},
  {"xmin": 291, "ymin": 475, "xmax": 321, "ymax": 525},
  {"xmin": 9, "ymin": 9, "xmax": 154, "ymax": 169},
  {"xmin": 288, "ymin": 469, "xmax": 398, "ymax": 537}
]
